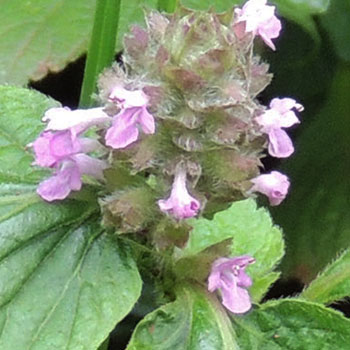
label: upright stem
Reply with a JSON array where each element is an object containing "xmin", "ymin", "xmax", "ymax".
[
  {"xmin": 79, "ymin": 0, "xmax": 121, "ymax": 107},
  {"xmin": 157, "ymin": 0, "xmax": 179, "ymax": 13}
]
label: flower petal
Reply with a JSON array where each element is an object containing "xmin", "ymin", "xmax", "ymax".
[
  {"xmin": 138, "ymin": 107, "xmax": 155, "ymax": 134},
  {"xmin": 37, "ymin": 161, "xmax": 81, "ymax": 201},
  {"xmin": 73, "ymin": 154, "xmax": 108, "ymax": 180},
  {"xmin": 251, "ymin": 171, "xmax": 290, "ymax": 206},
  {"xmin": 50, "ymin": 131, "xmax": 81, "ymax": 158},
  {"xmin": 221, "ymin": 283, "xmax": 252, "ymax": 314},
  {"xmin": 158, "ymin": 169, "xmax": 200, "ymax": 219},
  {"xmin": 235, "ymin": 0, "xmax": 281, "ymax": 50},
  {"xmin": 109, "ymin": 86, "xmax": 149, "ymax": 108},
  {"xmin": 32, "ymin": 132, "xmax": 58, "ymax": 167},
  {"xmin": 43, "ymin": 107, "xmax": 110, "ymax": 136},
  {"xmin": 268, "ymin": 128, "xmax": 294, "ymax": 158},
  {"xmin": 105, "ymin": 108, "xmax": 140, "ymax": 149}
]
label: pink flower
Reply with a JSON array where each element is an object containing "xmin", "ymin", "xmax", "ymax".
[
  {"xmin": 37, "ymin": 156, "xmax": 107, "ymax": 202},
  {"xmin": 235, "ymin": 0, "xmax": 282, "ymax": 50},
  {"xmin": 158, "ymin": 169, "xmax": 200, "ymax": 219},
  {"xmin": 208, "ymin": 256, "xmax": 255, "ymax": 314},
  {"xmin": 32, "ymin": 107, "xmax": 109, "ymax": 201},
  {"xmin": 105, "ymin": 87, "xmax": 155, "ymax": 149},
  {"xmin": 32, "ymin": 131, "xmax": 80, "ymax": 167},
  {"xmin": 251, "ymin": 171, "xmax": 290, "ymax": 205},
  {"xmin": 256, "ymin": 98, "xmax": 303, "ymax": 158},
  {"xmin": 43, "ymin": 107, "xmax": 110, "ymax": 137}
]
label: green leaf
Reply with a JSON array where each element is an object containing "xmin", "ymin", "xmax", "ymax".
[
  {"xmin": 127, "ymin": 284, "xmax": 239, "ymax": 350},
  {"xmin": 181, "ymin": 0, "xmax": 329, "ymax": 14},
  {"xmin": 271, "ymin": 66, "xmax": 350, "ymax": 282},
  {"xmin": 272, "ymin": 0, "xmax": 330, "ymax": 15},
  {"xmin": 0, "ymin": 86, "xmax": 59, "ymax": 183},
  {"xmin": 0, "ymin": 187, "xmax": 142, "ymax": 350},
  {"xmin": 320, "ymin": 0, "xmax": 350, "ymax": 62},
  {"xmin": 301, "ymin": 249, "xmax": 350, "ymax": 304},
  {"xmin": 234, "ymin": 299, "xmax": 350, "ymax": 349},
  {"xmin": 0, "ymin": 0, "xmax": 97, "ymax": 85},
  {"xmin": 179, "ymin": 199, "xmax": 284, "ymax": 301},
  {"xmin": 272, "ymin": 0, "xmax": 329, "ymax": 45},
  {"xmin": 180, "ymin": 0, "xmax": 239, "ymax": 12},
  {"xmin": 0, "ymin": 0, "xmax": 160, "ymax": 86},
  {"xmin": 0, "ymin": 85, "xmax": 142, "ymax": 349}
]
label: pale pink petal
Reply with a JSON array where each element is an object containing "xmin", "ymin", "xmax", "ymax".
[
  {"xmin": 237, "ymin": 269, "xmax": 253, "ymax": 288},
  {"xmin": 235, "ymin": 0, "xmax": 281, "ymax": 50},
  {"xmin": 105, "ymin": 111, "xmax": 140, "ymax": 149},
  {"xmin": 270, "ymin": 97, "xmax": 304, "ymax": 114},
  {"xmin": 37, "ymin": 161, "xmax": 82, "ymax": 201},
  {"xmin": 106, "ymin": 124, "xmax": 139, "ymax": 149},
  {"xmin": 255, "ymin": 109, "xmax": 281, "ymax": 130},
  {"xmin": 109, "ymin": 86, "xmax": 149, "ymax": 108},
  {"xmin": 72, "ymin": 154, "xmax": 108, "ymax": 180},
  {"xmin": 251, "ymin": 171, "xmax": 290, "ymax": 205},
  {"xmin": 32, "ymin": 132, "xmax": 58, "ymax": 167},
  {"xmin": 79, "ymin": 138, "xmax": 104, "ymax": 153},
  {"xmin": 269, "ymin": 98, "xmax": 302, "ymax": 127},
  {"xmin": 268, "ymin": 128, "xmax": 294, "ymax": 158},
  {"xmin": 158, "ymin": 169, "xmax": 200, "ymax": 219},
  {"xmin": 50, "ymin": 131, "xmax": 81, "ymax": 158},
  {"xmin": 107, "ymin": 88, "xmax": 155, "ymax": 147},
  {"xmin": 43, "ymin": 107, "xmax": 110, "ymax": 136},
  {"xmin": 139, "ymin": 108, "xmax": 155, "ymax": 134},
  {"xmin": 256, "ymin": 15, "xmax": 281, "ymax": 50},
  {"xmin": 221, "ymin": 284, "xmax": 252, "ymax": 314},
  {"xmin": 208, "ymin": 256, "xmax": 255, "ymax": 314}
]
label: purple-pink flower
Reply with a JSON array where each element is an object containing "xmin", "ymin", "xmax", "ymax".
[
  {"xmin": 32, "ymin": 107, "xmax": 109, "ymax": 201},
  {"xmin": 43, "ymin": 107, "xmax": 110, "ymax": 137},
  {"xmin": 37, "ymin": 156, "xmax": 107, "ymax": 201},
  {"xmin": 158, "ymin": 169, "xmax": 200, "ymax": 219},
  {"xmin": 256, "ymin": 98, "xmax": 303, "ymax": 158},
  {"xmin": 251, "ymin": 170, "xmax": 290, "ymax": 205},
  {"xmin": 235, "ymin": 0, "xmax": 282, "ymax": 50},
  {"xmin": 105, "ymin": 87, "xmax": 155, "ymax": 149},
  {"xmin": 208, "ymin": 256, "xmax": 255, "ymax": 314}
]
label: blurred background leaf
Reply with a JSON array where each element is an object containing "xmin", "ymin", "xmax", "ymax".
[
  {"xmin": 265, "ymin": 0, "xmax": 350, "ymax": 284},
  {"xmin": 320, "ymin": 0, "xmax": 350, "ymax": 62},
  {"xmin": 0, "ymin": 0, "xmax": 96, "ymax": 85},
  {"xmin": 0, "ymin": 0, "xmax": 157, "ymax": 86},
  {"xmin": 0, "ymin": 0, "xmax": 331, "ymax": 87},
  {"xmin": 270, "ymin": 65, "xmax": 350, "ymax": 283},
  {"xmin": 302, "ymin": 249, "xmax": 350, "ymax": 304}
]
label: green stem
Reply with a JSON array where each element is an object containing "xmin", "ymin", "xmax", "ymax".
[
  {"xmin": 121, "ymin": 237, "xmax": 173, "ymax": 268},
  {"xmin": 157, "ymin": 0, "xmax": 179, "ymax": 13},
  {"xmin": 79, "ymin": 0, "xmax": 121, "ymax": 107}
]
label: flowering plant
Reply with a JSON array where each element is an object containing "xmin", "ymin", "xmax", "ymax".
[{"xmin": 0, "ymin": 1, "xmax": 349, "ymax": 350}]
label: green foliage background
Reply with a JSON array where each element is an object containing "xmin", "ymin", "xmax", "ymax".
[{"xmin": 0, "ymin": 0, "xmax": 349, "ymax": 349}]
